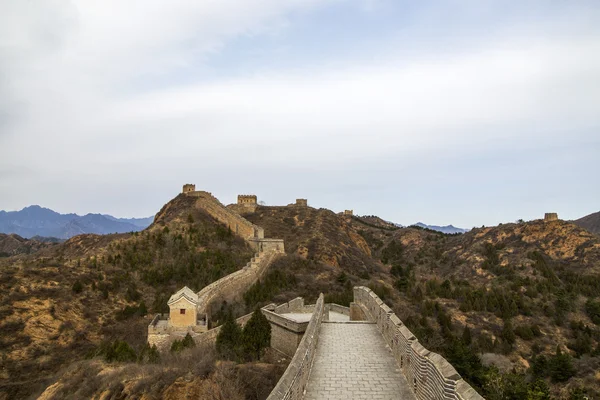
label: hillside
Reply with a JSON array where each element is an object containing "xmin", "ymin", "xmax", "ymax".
[
  {"xmin": 351, "ymin": 218, "xmax": 600, "ymax": 399},
  {"xmin": 0, "ymin": 194, "xmax": 255, "ymax": 399},
  {"xmin": 574, "ymin": 211, "xmax": 600, "ymax": 235},
  {"xmin": 2, "ymin": 194, "xmax": 600, "ymax": 399},
  {"xmin": 0, "ymin": 205, "xmax": 152, "ymax": 239},
  {"xmin": 0, "ymin": 233, "xmax": 58, "ymax": 257}
]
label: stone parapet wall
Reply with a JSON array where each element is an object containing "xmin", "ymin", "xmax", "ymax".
[
  {"xmin": 267, "ymin": 294, "xmax": 325, "ymax": 400},
  {"xmin": 273, "ymin": 297, "xmax": 305, "ymax": 314},
  {"xmin": 194, "ymin": 312, "xmax": 254, "ymax": 348},
  {"xmin": 186, "ymin": 190, "xmax": 264, "ymax": 240},
  {"xmin": 353, "ymin": 287, "xmax": 485, "ymax": 400},
  {"xmin": 327, "ymin": 303, "xmax": 350, "ymax": 316},
  {"xmin": 248, "ymin": 238, "xmax": 285, "ymax": 253},
  {"xmin": 197, "ymin": 250, "xmax": 281, "ymax": 316},
  {"xmin": 263, "ymin": 307, "xmax": 310, "ymax": 357}
]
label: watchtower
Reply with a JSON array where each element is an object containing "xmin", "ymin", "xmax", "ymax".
[
  {"xmin": 182, "ymin": 184, "xmax": 196, "ymax": 194},
  {"xmin": 344, "ymin": 210, "xmax": 354, "ymax": 216},
  {"xmin": 238, "ymin": 195, "xmax": 257, "ymax": 205},
  {"xmin": 296, "ymin": 199, "xmax": 308, "ymax": 207},
  {"xmin": 544, "ymin": 213, "xmax": 558, "ymax": 221}
]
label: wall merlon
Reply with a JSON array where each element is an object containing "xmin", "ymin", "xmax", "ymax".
[{"xmin": 353, "ymin": 286, "xmax": 485, "ymax": 400}]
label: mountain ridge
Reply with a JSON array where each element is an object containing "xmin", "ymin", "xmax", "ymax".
[
  {"xmin": 573, "ymin": 210, "xmax": 600, "ymax": 235},
  {"xmin": 412, "ymin": 221, "xmax": 469, "ymax": 234},
  {"xmin": 0, "ymin": 205, "xmax": 153, "ymax": 239}
]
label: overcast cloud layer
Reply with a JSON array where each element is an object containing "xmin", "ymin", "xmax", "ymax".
[{"xmin": 1, "ymin": 0, "xmax": 599, "ymax": 228}]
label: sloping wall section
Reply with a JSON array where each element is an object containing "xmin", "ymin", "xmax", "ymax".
[
  {"xmin": 353, "ymin": 286, "xmax": 484, "ymax": 400},
  {"xmin": 197, "ymin": 249, "xmax": 281, "ymax": 316},
  {"xmin": 185, "ymin": 190, "xmax": 264, "ymax": 239},
  {"xmin": 267, "ymin": 294, "xmax": 325, "ymax": 400}
]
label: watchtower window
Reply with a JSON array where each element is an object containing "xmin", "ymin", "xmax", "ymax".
[{"xmin": 180, "ymin": 309, "xmax": 186, "ymax": 315}]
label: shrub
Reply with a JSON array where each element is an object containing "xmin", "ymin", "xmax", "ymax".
[
  {"xmin": 91, "ymin": 340, "xmax": 137, "ymax": 363},
  {"xmin": 171, "ymin": 333, "xmax": 196, "ymax": 353},
  {"xmin": 72, "ymin": 280, "xmax": 83, "ymax": 294},
  {"xmin": 585, "ymin": 299, "xmax": 600, "ymax": 325}
]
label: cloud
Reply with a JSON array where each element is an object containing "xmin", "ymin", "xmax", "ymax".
[{"xmin": 0, "ymin": 0, "xmax": 599, "ymax": 226}]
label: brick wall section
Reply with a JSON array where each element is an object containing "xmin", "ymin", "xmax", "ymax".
[
  {"xmin": 353, "ymin": 286, "xmax": 485, "ymax": 400},
  {"xmin": 193, "ymin": 312, "xmax": 254, "ymax": 348},
  {"xmin": 186, "ymin": 190, "xmax": 264, "ymax": 239},
  {"xmin": 267, "ymin": 294, "xmax": 325, "ymax": 400},
  {"xmin": 197, "ymin": 249, "xmax": 281, "ymax": 316}
]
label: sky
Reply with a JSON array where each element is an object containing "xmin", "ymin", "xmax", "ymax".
[{"xmin": 0, "ymin": 0, "xmax": 599, "ymax": 228}]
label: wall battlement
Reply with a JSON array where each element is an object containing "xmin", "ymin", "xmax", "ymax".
[
  {"xmin": 183, "ymin": 187, "xmax": 264, "ymax": 240},
  {"xmin": 238, "ymin": 194, "xmax": 258, "ymax": 204},
  {"xmin": 295, "ymin": 199, "xmax": 308, "ymax": 207},
  {"xmin": 148, "ymin": 185, "xmax": 287, "ymax": 347},
  {"xmin": 544, "ymin": 212, "xmax": 558, "ymax": 221},
  {"xmin": 353, "ymin": 286, "xmax": 484, "ymax": 400}
]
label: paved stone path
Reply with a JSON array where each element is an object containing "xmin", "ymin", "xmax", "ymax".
[{"xmin": 304, "ymin": 322, "xmax": 415, "ymax": 400}]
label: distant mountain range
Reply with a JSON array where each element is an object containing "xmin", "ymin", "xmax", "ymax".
[
  {"xmin": 573, "ymin": 211, "xmax": 600, "ymax": 235},
  {"xmin": 412, "ymin": 222, "xmax": 469, "ymax": 234},
  {"xmin": 0, "ymin": 205, "xmax": 153, "ymax": 239}
]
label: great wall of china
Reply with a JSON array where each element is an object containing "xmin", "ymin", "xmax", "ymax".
[{"xmin": 147, "ymin": 185, "xmax": 485, "ymax": 399}]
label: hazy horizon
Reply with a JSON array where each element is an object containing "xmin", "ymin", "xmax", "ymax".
[{"xmin": 1, "ymin": 1, "xmax": 599, "ymax": 228}]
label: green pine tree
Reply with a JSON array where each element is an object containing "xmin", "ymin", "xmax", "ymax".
[
  {"xmin": 216, "ymin": 313, "xmax": 243, "ymax": 360},
  {"xmin": 242, "ymin": 308, "xmax": 271, "ymax": 361}
]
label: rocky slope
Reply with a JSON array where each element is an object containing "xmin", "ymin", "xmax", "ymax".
[
  {"xmin": 2, "ymin": 193, "xmax": 600, "ymax": 399},
  {"xmin": 0, "ymin": 195, "xmax": 254, "ymax": 399},
  {"xmin": 574, "ymin": 210, "xmax": 600, "ymax": 235},
  {"xmin": 352, "ymin": 218, "xmax": 600, "ymax": 398},
  {"xmin": 0, "ymin": 233, "xmax": 58, "ymax": 257}
]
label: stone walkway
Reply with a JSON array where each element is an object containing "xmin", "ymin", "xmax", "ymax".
[{"xmin": 304, "ymin": 323, "xmax": 415, "ymax": 400}]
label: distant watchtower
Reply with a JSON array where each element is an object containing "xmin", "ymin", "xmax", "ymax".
[
  {"xmin": 238, "ymin": 195, "xmax": 257, "ymax": 205},
  {"xmin": 183, "ymin": 184, "xmax": 196, "ymax": 194},
  {"xmin": 544, "ymin": 213, "xmax": 558, "ymax": 221},
  {"xmin": 344, "ymin": 210, "xmax": 354, "ymax": 216},
  {"xmin": 296, "ymin": 199, "xmax": 308, "ymax": 207}
]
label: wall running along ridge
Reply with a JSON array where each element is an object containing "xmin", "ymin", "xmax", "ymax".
[
  {"xmin": 185, "ymin": 190, "xmax": 265, "ymax": 239},
  {"xmin": 353, "ymin": 286, "xmax": 484, "ymax": 400},
  {"xmin": 267, "ymin": 294, "xmax": 326, "ymax": 400},
  {"xmin": 148, "ymin": 187, "xmax": 285, "ymax": 347},
  {"xmin": 196, "ymin": 249, "xmax": 280, "ymax": 316}
]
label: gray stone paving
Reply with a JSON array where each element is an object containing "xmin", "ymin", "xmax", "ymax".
[{"xmin": 304, "ymin": 322, "xmax": 416, "ymax": 400}]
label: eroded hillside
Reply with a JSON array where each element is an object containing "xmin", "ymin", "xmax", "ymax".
[
  {"xmin": 0, "ymin": 195, "xmax": 255, "ymax": 399},
  {"xmin": 352, "ymin": 218, "xmax": 600, "ymax": 399},
  {"xmin": 2, "ymin": 194, "xmax": 600, "ymax": 399}
]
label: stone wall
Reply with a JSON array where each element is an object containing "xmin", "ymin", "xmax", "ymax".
[
  {"xmin": 185, "ymin": 190, "xmax": 264, "ymax": 240},
  {"xmin": 147, "ymin": 314, "xmax": 208, "ymax": 348},
  {"xmin": 197, "ymin": 249, "xmax": 282, "ymax": 319},
  {"xmin": 295, "ymin": 199, "xmax": 308, "ymax": 207},
  {"xmin": 273, "ymin": 297, "xmax": 305, "ymax": 314},
  {"xmin": 544, "ymin": 212, "xmax": 558, "ymax": 221},
  {"xmin": 238, "ymin": 194, "xmax": 257, "ymax": 204},
  {"xmin": 193, "ymin": 312, "xmax": 254, "ymax": 348},
  {"xmin": 182, "ymin": 184, "xmax": 196, "ymax": 193},
  {"xmin": 353, "ymin": 287, "xmax": 484, "ymax": 400},
  {"xmin": 249, "ymin": 238, "xmax": 285, "ymax": 253},
  {"xmin": 267, "ymin": 294, "xmax": 326, "ymax": 400},
  {"xmin": 262, "ymin": 308, "xmax": 310, "ymax": 357}
]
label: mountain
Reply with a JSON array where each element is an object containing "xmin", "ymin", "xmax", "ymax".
[
  {"xmin": 412, "ymin": 222, "xmax": 469, "ymax": 234},
  {"xmin": 573, "ymin": 210, "xmax": 600, "ymax": 235},
  {"xmin": 0, "ymin": 233, "xmax": 58, "ymax": 257},
  {"xmin": 102, "ymin": 214, "xmax": 154, "ymax": 228},
  {"xmin": 2, "ymin": 193, "xmax": 600, "ymax": 399},
  {"xmin": 0, "ymin": 205, "xmax": 153, "ymax": 239}
]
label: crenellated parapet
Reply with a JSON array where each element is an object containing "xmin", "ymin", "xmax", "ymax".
[{"xmin": 352, "ymin": 286, "xmax": 485, "ymax": 400}]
